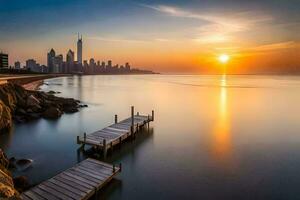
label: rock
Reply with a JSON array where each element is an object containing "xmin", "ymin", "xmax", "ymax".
[
  {"xmin": 30, "ymin": 104, "xmax": 42, "ymax": 113},
  {"xmin": 0, "ymin": 101, "xmax": 12, "ymax": 131},
  {"xmin": 0, "ymin": 83, "xmax": 85, "ymax": 131},
  {"xmin": 15, "ymin": 108, "xmax": 26, "ymax": 115},
  {"xmin": 26, "ymin": 113, "xmax": 41, "ymax": 120},
  {"xmin": 0, "ymin": 149, "xmax": 20, "ymax": 199},
  {"xmin": 63, "ymin": 106, "xmax": 79, "ymax": 113},
  {"xmin": 47, "ymin": 90, "xmax": 56, "ymax": 94},
  {"xmin": 13, "ymin": 176, "xmax": 30, "ymax": 192},
  {"xmin": 42, "ymin": 107, "xmax": 62, "ymax": 119},
  {"xmin": 26, "ymin": 95, "xmax": 40, "ymax": 107},
  {"xmin": 15, "ymin": 159, "xmax": 33, "ymax": 171}
]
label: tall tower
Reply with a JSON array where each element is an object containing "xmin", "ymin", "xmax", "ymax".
[{"xmin": 77, "ymin": 34, "xmax": 83, "ymax": 65}]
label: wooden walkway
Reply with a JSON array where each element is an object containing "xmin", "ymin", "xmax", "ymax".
[
  {"xmin": 21, "ymin": 158, "xmax": 121, "ymax": 200},
  {"xmin": 77, "ymin": 106, "xmax": 154, "ymax": 156}
]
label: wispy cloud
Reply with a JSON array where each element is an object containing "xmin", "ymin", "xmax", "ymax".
[
  {"xmin": 88, "ymin": 36, "xmax": 148, "ymax": 43},
  {"xmin": 142, "ymin": 4, "xmax": 273, "ymax": 44},
  {"xmin": 249, "ymin": 41, "xmax": 296, "ymax": 52},
  {"xmin": 88, "ymin": 36, "xmax": 172, "ymax": 43}
]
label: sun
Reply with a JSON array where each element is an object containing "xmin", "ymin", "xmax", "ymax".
[{"xmin": 218, "ymin": 54, "xmax": 230, "ymax": 63}]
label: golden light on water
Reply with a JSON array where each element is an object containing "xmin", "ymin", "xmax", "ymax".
[{"xmin": 211, "ymin": 75, "xmax": 233, "ymax": 167}]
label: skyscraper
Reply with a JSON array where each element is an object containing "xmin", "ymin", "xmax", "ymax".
[
  {"xmin": 66, "ymin": 49, "xmax": 75, "ymax": 73},
  {"xmin": 77, "ymin": 34, "xmax": 83, "ymax": 65},
  {"xmin": 47, "ymin": 48, "xmax": 56, "ymax": 73},
  {"xmin": 0, "ymin": 53, "xmax": 8, "ymax": 68}
]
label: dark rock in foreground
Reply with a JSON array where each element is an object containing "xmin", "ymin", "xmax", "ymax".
[
  {"xmin": 0, "ymin": 149, "xmax": 20, "ymax": 199},
  {"xmin": 0, "ymin": 83, "xmax": 85, "ymax": 131}
]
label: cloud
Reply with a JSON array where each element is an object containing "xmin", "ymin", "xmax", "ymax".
[
  {"xmin": 142, "ymin": 4, "xmax": 273, "ymax": 44},
  {"xmin": 88, "ymin": 36, "xmax": 172, "ymax": 43},
  {"xmin": 87, "ymin": 36, "xmax": 149, "ymax": 43},
  {"xmin": 249, "ymin": 41, "xmax": 296, "ymax": 52}
]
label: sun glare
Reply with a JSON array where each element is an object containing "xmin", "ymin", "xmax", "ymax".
[{"xmin": 219, "ymin": 54, "xmax": 230, "ymax": 64}]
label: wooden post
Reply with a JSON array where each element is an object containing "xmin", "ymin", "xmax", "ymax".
[
  {"xmin": 131, "ymin": 106, "xmax": 134, "ymax": 135},
  {"xmin": 103, "ymin": 139, "xmax": 107, "ymax": 157},
  {"xmin": 137, "ymin": 112, "xmax": 139, "ymax": 116},
  {"xmin": 113, "ymin": 164, "xmax": 116, "ymax": 173},
  {"xmin": 76, "ymin": 136, "xmax": 80, "ymax": 144},
  {"xmin": 115, "ymin": 115, "xmax": 118, "ymax": 124},
  {"xmin": 84, "ymin": 132, "xmax": 87, "ymax": 143},
  {"xmin": 152, "ymin": 110, "xmax": 154, "ymax": 121},
  {"xmin": 147, "ymin": 115, "xmax": 150, "ymax": 128}
]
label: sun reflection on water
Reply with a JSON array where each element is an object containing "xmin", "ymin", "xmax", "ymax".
[{"xmin": 212, "ymin": 75, "xmax": 233, "ymax": 166}]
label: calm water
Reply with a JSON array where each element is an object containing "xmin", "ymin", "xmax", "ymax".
[{"xmin": 1, "ymin": 75, "xmax": 300, "ymax": 199}]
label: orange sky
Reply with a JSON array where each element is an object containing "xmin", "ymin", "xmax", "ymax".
[{"xmin": 1, "ymin": 1, "xmax": 300, "ymax": 74}]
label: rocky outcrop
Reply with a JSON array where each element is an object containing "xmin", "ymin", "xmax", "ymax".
[
  {"xmin": 0, "ymin": 83, "xmax": 86, "ymax": 132},
  {"xmin": 0, "ymin": 149, "xmax": 20, "ymax": 199},
  {"xmin": 0, "ymin": 100, "xmax": 12, "ymax": 131}
]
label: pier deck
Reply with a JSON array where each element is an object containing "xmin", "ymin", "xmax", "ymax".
[
  {"xmin": 77, "ymin": 107, "xmax": 154, "ymax": 155},
  {"xmin": 21, "ymin": 158, "xmax": 121, "ymax": 200}
]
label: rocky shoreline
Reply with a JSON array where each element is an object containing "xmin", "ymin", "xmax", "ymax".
[
  {"xmin": 0, "ymin": 82, "xmax": 86, "ymax": 198},
  {"xmin": 0, "ymin": 83, "xmax": 86, "ymax": 130}
]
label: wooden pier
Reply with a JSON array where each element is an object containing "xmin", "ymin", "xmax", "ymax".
[
  {"xmin": 77, "ymin": 106, "xmax": 154, "ymax": 156},
  {"xmin": 21, "ymin": 158, "xmax": 121, "ymax": 200}
]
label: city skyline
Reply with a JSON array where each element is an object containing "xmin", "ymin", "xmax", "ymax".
[{"xmin": 1, "ymin": 0, "xmax": 300, "ymax": 74}]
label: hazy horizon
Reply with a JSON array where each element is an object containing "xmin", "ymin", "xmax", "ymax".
[{"xmin": 1, "ymin": 0, "xmax": 300, "ymax": 74}]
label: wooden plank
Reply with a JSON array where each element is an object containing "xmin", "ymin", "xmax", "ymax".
[
  {"xmin": 66, "ymin": 169, "xmax": 101, "ymax": 183},
  {"xmin": 77, "ymin": 165, "xmax": 111, "ymax": 178},
  {"xmin": 85, "ymin": 159, "xmax": 114, "ymax": 170},
  {"xmin": 38, "ymin": 184, "xmax": 73, "ymax": 200},
  {"xmin": 23, "ymin": 190, "xmax": 46, "ymax": 200},
  {"xmin": 69, "ymin": 168, "xmax": 105, "ymax": 182},
  {"xmin": 21, "ymin": 194, "xmax": 34, "ymax": 200},
  {"xmin": 103, "ymin": 127, "xmax": 128, "ymax": 133},
  {"xmin": 100, "ymin": 129, "xmax": 124, "ymax": 136},
  {"xmin": 53, "ymin": 176, "xmax": 94, "ymax": 193},
  {"xmin": 43, "ymin": 181, "xmax": 83, "ymax": 200},
  {"xmin": 79, "ymin": 162, "xmax": 114, "ymax": 176},
  {"xmin": 62, "ymin": 171, "xmax": 99, "ymax": 187},
  {"xmin": 31, "ymin": 187, "xmax": 60, "ymax": 200},
  {"xmin": 86, "ymin": 134, "xmax": 112, "ymax": 142},
  {"xmin": 48, "ymin": 178, "xmax": 87, "ymax": 197},
  {"xmin": 79, "ymin": 138, "xmax": 103, "ymax": 146},
  {"xmin": 22, "ymin": 159, "xmax": 120, "ymax": 200},
  {"xmin": 91, "ymin": 132, "xmax": 119, "ymax": 139},
  {"xmin": 54, "ymin": 173, "xmax": 96, "ymax": 192},
  {"xmin": 105, "ymin": 127, "xmax": 129, "ymax": 133},
  {"xmin": 20, "ymin": 194, "xmax": 31, "ymax": 200}
]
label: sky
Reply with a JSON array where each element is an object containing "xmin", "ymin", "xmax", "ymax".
[{"xmin": 1, "ymin": 0, "xmax": 300, "ymax": 74}]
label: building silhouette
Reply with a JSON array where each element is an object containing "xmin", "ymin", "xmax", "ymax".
[
  {"xmin": 66, "ymin": 49, "xmax": 75, "ymax": 73},
  {"xmin": 0, "ymin": 53, "xmax": 8, "ymax": 68},
  {"xmin": 47, "ymin": 48, "xmax": 56, "ymax": 73},
  {"xmin": 77, "ymin": 34, "xmax": 83, "ymax": 65},
  {"xmin": 14, "ymin": 61, "xmax": 21, "ymax": 69}
]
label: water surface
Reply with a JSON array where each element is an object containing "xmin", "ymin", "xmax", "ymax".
[{"xmin": 1, "ymin": 75, "xmax": 300, "ymax": 199}]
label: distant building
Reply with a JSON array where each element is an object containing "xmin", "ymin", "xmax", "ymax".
[
  {"xmin": 66, "ymin": 49, "xmax": 75, "ymax": 73},
  {"xmin": 125, "ymin": 62, "xmax": 131, "ymax": 72},
  {"xmin": 89, "ymin": 58, "xmax": 95, "ymax": 74},
  {"xmin": 0, "ymin": 53, "xmax": 8, "ymax": 68},
  {"xmin": 54, "ymin": 54, "xmax": 63, "ymax": 73},
  {"xmin": 47, "ymin": 48, "xmax": 56, "ymax": 73},
  {"xmin": 107, "ymin": 60, "xmax": 112, "ymax": 70},
  {"xmin": 14, "ymin": 61, "xmax": 21, "ymax": 69},
  {"xmin": 26, "ymin": 59, "xmax": 39, "ymax": 72},
  {"xmin": 77, "ymin": 34, "xmax": 83, "ymax": 65}
]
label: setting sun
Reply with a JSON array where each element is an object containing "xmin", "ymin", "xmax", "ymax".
[{"xmin": 219, "ymin": 54, "xmax": 230, "ymax": 64}]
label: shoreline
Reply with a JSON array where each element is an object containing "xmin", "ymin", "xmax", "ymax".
[{"xmin": 22, "ymin": 80, "xmax": 44, "ymax": 91}]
